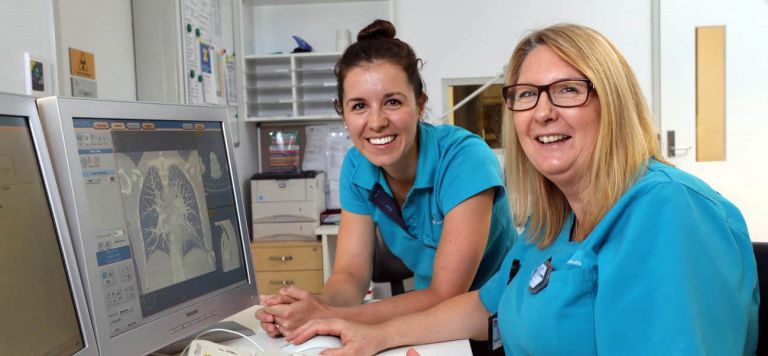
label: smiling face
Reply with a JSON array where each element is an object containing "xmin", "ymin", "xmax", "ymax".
[
  {"xmin": 513, "ymin": 45, "xmax": 601, "ymax": 193},
  {"xmin": 341, "ymin": 60, "xmax": 424, "ymax": 176}
]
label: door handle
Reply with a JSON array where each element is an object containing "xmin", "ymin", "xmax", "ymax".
[
  {"xmin": 269, "ymin": 280, "xmax": 294, "ymax": 285},
  {"xmin": 666, "ymin": 130, "xmax": 691, "ymax": 157},
  {"xmin": 269, "ymin": 255, "xmax": 294, "ymax": 262}
]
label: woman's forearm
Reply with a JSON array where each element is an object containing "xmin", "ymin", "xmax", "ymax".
[
  {"xmin": 375, "ymin": 291, "xmax": 490, "ymax": 350},
  {"xmin": 321, "ymin": 285, "xmax": 469, "ymax": 326},
  {"xmin": 319, "ymin": 270, "xmax": 370, "ymax": 307}
]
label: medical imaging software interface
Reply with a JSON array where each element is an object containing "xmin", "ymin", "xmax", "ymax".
[
  {"xmin": 0, "ymin": 115, "xmax": 85, "ymax": 354},
  {"xmin": 74, "ymin": 118, "xmax": 246, "ymax": 337}
]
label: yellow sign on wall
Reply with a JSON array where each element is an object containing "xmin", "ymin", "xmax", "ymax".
[
  {"xmin": 69, "ymin": 48, "xmax": 95, "ymax": 79},
  {"xmin": 695, "ymin": 26, "xmax": 726, "ymax": 162}
]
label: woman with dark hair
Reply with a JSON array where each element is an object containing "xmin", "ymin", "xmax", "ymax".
[
  {"xmin": 255, "ymin": 19, "xmax": 515, "ymax": 344},
  {"xmin": 284, "ymin": 23, "xmax": 758, "ymax": 356}
]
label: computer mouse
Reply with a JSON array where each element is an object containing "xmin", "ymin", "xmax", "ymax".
[{"xmin": 279, "ymin": 335, "xmax": 343, "ymax": 354}]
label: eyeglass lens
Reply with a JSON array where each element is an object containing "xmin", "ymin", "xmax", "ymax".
[{"xmin": 505, "ymin": 80, "xmax": 590, "ymax": 111}]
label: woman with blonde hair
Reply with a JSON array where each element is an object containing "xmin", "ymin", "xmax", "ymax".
[{"xmin": 284, "ymin": 23, "xmax": 759, "ymax": 355}]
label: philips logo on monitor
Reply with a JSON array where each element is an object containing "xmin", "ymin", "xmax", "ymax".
[{"xmin": 186, "ymin": 309, "xmax": 199, "ymax": 318}]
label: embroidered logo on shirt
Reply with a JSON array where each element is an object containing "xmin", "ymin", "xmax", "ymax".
[{"xmin": 567, "ymin": 250, "xmax": 584, "ymax": 267}]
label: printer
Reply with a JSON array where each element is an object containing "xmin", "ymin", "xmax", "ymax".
[{"xmin": 250, "ymin": 171, "xmax": 326, "ymax": 240}]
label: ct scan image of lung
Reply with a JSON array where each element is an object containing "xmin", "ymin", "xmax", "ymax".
[
  {"xmin": 196, "ymin": 135, "xmax": 234, "ymax": 210},
  {"xmin": 116, "ymin": 150, "xmax": 215, "ymax": 293},
  {"xmin": 208, "ymin": 151, "xmax": 223, "ymax": 180},
  {"xmin": 214, "ymin": 219, "xmax": 240, "ymax": 272}
]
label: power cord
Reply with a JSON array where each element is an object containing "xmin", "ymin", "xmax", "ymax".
[{"xmin": 181, "ymin": 327, "xmax": 265, "ymax": 356}]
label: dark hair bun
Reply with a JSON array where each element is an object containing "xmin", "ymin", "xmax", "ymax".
[{"xmin": 357, "ymin": 19, "xmax": 396, "ymax": 42}]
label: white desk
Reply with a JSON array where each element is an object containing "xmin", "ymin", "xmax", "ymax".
[
  {"xmin": 219, "ymin": 305, "xmax": 472, "ymax": 356},
  {"xmin": 315, "ymin": 224, "xmax": 340, "ymax": 282}
]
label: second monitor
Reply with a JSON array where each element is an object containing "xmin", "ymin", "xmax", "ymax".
[
  {"xmin": 0, "ymin": 92, "xmax": 98, "ymax": 355},
  {"xmin": 37, "ymin": 97, "xmax": 258, "ymax": 355}
]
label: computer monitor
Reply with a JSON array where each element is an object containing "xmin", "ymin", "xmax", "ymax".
[
  {"xmin": 37, "ymin": 97, "xmax": 258, "ymax": 355},
  {"xmin": 0, "ymin": 93, "xmax": 98, "ymax": 355}
]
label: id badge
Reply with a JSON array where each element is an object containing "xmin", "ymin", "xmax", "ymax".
[
  {"xmin": 528, "ymin": 258, "xmax": 554, "ymax": 294},
  {"xmin": 487, "ymin": 313, "xmax": 502, "ymax": 351}
]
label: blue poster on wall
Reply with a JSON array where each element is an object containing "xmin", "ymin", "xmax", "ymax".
[{"xmin": 200, "ymin": 43, "xmax": 212, "ymax": 74}]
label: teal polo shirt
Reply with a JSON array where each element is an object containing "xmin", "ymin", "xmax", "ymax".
[
  {"xmin": 479, "ymin": 160, "xmax": 758, "ymax": 354},
  {"xmin": 340, "ymin": 122, "xmax": 515, "ymax": 290}
]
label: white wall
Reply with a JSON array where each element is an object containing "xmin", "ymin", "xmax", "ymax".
[
  {"xmin": 53, "ymin": 0, "xmax": 136, "ymax": 100},
  {"xmin": 243, "ymin": 1, "xmax": 390, "ymax": 55},
  {"xmin": 659, "ymin": 0, "xmax": 768, "ymax": 241},
  {"xmin": 393, "ymin": 0, "xmax": 653, "ymax": 122},
  {"xmin": 0, "ymin": 0, "xmax": 56, "ymax": 95}
]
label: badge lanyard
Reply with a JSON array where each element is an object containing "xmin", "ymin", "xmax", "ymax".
[{"xmin": 368, "ymin": 183, "xmax": 408, "ymax": 231}]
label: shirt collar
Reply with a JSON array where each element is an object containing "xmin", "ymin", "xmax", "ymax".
[{"xmin": 412, "ymin": 122, "xmax": 437, "ymax": 189}]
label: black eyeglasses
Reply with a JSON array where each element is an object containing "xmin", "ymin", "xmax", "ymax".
[{"xmin": 502, "ymin": 78, "xmax": 594, "ymax": 111}]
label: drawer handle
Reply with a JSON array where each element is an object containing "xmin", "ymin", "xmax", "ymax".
[
  {"xmin": 270, "ymin": 280, "xmax": 294, "ymax": 285},
  {"xmin": 269, "ymin": 255, "xmax": 293, "ymax": 262}
]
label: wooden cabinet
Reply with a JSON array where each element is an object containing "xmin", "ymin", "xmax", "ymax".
[{"xmin": 251, "ymin": 240, "xmax": 324, "ymax": 295}]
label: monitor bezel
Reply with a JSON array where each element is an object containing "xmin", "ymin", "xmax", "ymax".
[
  {"xmin": 0, "ymin": 92, "xmax": 99, "ymax": 356},
  {"xmin": 36, "ymin": 96, "xmax": 258, "ymax": 355}
]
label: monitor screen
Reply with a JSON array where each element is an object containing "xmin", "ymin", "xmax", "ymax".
[
  {"xmin": 0, "ymin": 93, "xmax": 97, "ymax": 355},
  {"xmin": 37, "ymin": 97, "xmax": 257, "ymax": 355}
]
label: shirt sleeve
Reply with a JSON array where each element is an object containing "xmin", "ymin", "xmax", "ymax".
[
  {"xmin": 593, "ymin": 182, "xmax": 758, "ymax": 355},
  {"xmin": 339, "ymin": 148, "xmax": 372, "ymax": 215},
  {"xmin": 479, "ymin": 249, "xmax": 518, "ymax": 315},
  {"xmin": 436, "ymin": 137, "xmax": 505, "ymax": 214}
]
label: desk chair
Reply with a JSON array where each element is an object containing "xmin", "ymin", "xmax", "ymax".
[
  {"xmin": 754, "ymin": 242, "xmax": 768, "ymax": 354},
  {"xmin": 371, "ymin": 228, "xmax": 413, "ymax": 296}
]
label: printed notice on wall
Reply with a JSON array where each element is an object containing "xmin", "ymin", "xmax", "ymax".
[
  {"xmin": 303, "ymin": 125, "xmax": 329, "ymax": 172},
  {"xmin": 24, "ymin": 53, "xmax": 46, "ymax": 96},
  {"xmin": 182, "ymin": 0, "xmax": 213, "ymax": 105},
  {"xmin": 200, "ymin": 42, "xmax": 219, "ymax": 104},
  {"xmin": 69, "ymin": 48, "xmax": 96, "ymax": 80},
  {"xmin": 225, "ymin": 55, "xmax": 237, "ymax": 105}
]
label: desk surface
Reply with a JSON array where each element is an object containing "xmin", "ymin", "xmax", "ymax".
[
  {"xmin": 220, "ymin": 305, "xmax": 472, "ymax": 356},
  {"xmin": 315, "ymin": 224, "xmax": 340, "ymax": 235}
]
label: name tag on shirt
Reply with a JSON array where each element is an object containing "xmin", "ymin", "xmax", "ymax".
[
  {"xmin": 528, "ymin": 258, "xmax": 553, "ymax": 294},
  {"xmin": 488, "ymin": 314, "xmax": 502, "ymax": 351}
]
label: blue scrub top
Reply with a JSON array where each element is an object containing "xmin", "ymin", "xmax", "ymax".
[
  {"xmin": 479, "ymin": 159, "xmax": 759, "ymax": 355},
  {"xmin": 340, "ymin": 122, "xmax": 515, "ymax": 290}
]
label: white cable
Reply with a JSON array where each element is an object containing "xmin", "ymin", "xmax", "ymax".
[
  {"xmin": 181, "ymin": 327, "xmax": 265, "ymax": 356},
  {"xmin": 439, "ymin": 65, "xmax": 508, "ymax": 122}
]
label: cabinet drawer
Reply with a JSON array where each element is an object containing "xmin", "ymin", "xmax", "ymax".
[
  {"xmin": 256, "ymin": 270, "xmax": 324, "ymax": 295},
  {"xmin": 251, "ymin": 241, "xmax": 322, "ymax": 271}
]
